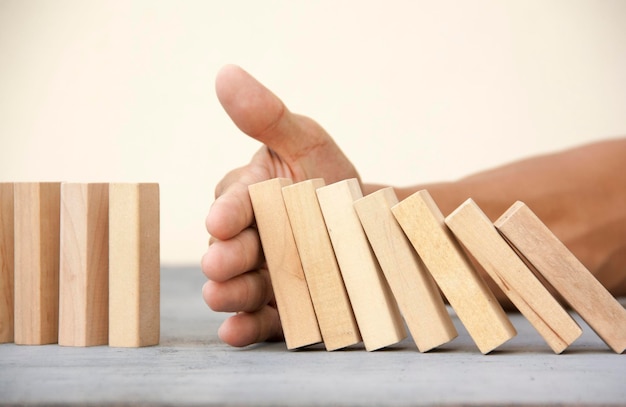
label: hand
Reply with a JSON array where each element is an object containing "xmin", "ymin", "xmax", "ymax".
[{"xmin": 202, "ymin": 65, "xmax": 360, "ymax": 347}]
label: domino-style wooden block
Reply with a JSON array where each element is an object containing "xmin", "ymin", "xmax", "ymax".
[
  {"xmin": 248, "ymin": 178, "xmax": 322, "ymax": 350},
  {"xmin": 495, "ymin": 201, "xmax": 626, "ymax": 354},
  {"xmin": 316, "ymin": 179, "xmax": 406, "ymax": 351},
  {"xmin": 0, "ymin": 183, "xmax": 14, "ymax": 343},
  {"xmin": 391, "ymin": 190, "xmax": 516, "ymax": 354},
  {"xmin": 13, "ymin": 182, "xmax": 61, "ymax": 345},
  {"xmin": 108, "ymin": 183, "xmax": 160, "ymax": 347},
  {"xmin": 354, "ymin": 187, "xmax": 457, "ymax": 352},
  {"xmin": 59, "ymin": 183, "xmax": 109, "ymax": 346},
  {"xmin": 445, "ymin": 199, "xmax": 582, "ymax": 353},
  {"xmin": 282, "ymin": 179, "xmax": 361, "ymax": 351}
]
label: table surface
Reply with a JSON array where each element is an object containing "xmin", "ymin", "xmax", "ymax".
[{"xmin": 1, "ymin": 267, "xmax": 624, "ymax": 406}]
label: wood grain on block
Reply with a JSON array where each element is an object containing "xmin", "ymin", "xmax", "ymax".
[
  {"xmin": 282, "ymin": 179, "xmax": 361, "ymax": 351},
  {"xmin": 495, "ymin": 201, "xmax": 626, "ymax": 354},
  {"xmin": 109, "ymin": 183, "xmax": 160, "ymax": 347},
  {"xmin": 391, "ymin": 190, "xmax": 516, "ymax": 354},
  {"xmin": 0, "ymin": 183, "xmax": 14, "ymax": 343},
  {"xmin": 445, "ymin": 199, "xmax": 582, "ymax": 354},
  {"xmin": 354, "ymin": 187, "xmax": 457, "ymax": 352},
  {"xmin": 248, "ymin": 178, "xmax": 321, "ymax": 349},
  {"xmin": 316, "ymin": 179, "xmax": 406, "ymax": 351},
  {"xmin": 13, "ymin": 182, "xmax": 61, "ymax": 345},
  {"xmin": 59, "ymin": 183, "xmax": 109, "ymax": 346}
]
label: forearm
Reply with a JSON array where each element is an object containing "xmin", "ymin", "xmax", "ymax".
[{"xmin": 366, "ymin": 138, "xmax": 626, "ymax": 298}]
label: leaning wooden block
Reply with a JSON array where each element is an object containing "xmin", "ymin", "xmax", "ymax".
[
  {"xmin": 495, "ymin": 201, "xmax": 626, "ymax": 354},
  {"xmin": 282, "ymin": 179, "xmax": 361, "ymax": 351},
  {"xmin": 445, "ymin": 199, "xmax": 582, "ymax": 354},
  {"xmin": 109, "ymin": 183, "xmax": 160, "ymax": 347},
  {"xmin": 391, "ymin": 190, "xmax": 516, "ymax": 354},
  {"xmin": 354, "ymin": 187, "xmax": 457, "ymax": 352},
  {"xmin": 13, "ymin": 182, "xmax": 61, "ymax": 345},
  {"xmin": 0, "ymin": 183, "xmax": 14, "ymax": 343},
  {"xmin": 59, "ymin": 183, "xmax": 109, "ymax": 346},
  {"xmin": 248, "ymin": 178, "xmax": 322, "ymax": 350},
  {"xmin": 316, "ymin": 179, "xmax": 406, "ymax": 351}
]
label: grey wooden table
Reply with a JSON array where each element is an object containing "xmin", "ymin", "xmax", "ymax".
[{"xmin": 1, "ymin": 267, "xmax": 624, "ymax": 406}]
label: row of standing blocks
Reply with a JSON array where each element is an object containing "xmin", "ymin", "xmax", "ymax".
[
  {"xmin": 0, "ymin": 182, "xmax": 160, "ymax": 347},
  {"xmin": 249, "ymin": 178, "xmax": 626, "ymax": 354}
]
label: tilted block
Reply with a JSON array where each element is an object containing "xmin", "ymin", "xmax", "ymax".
[
  {"xmin": 391, "ymin": 190, "xmax": 516, "ymax": 354},
  {"xmin": 446, "ymin": 198, "xmax": 582, "ymax": 353},
  {"xmin": 316, "ymin": 179, "xmax": 406, "ymax": 351},
  {"xmin": 109, "ymin": 183, "xmax": 160, "ymax": 347},
  {"xmin": 59, "ymin": 183, "xmax": 109, "ymax": 346},
  {"xmin": 495, "ymin": 201, "xmax": 626, "ymax": 354},
  {"xmin": 248, "ymin": 178, "xmax": 322, "ymax": 350},
  {"xmin": 0, "ymin": 183, "xmax": 14, "ymax": 343},
  {"xmin": 13, "ymin": 182, "xmax": 61, "ymax": 345},
  {"xmin": 282, "ymin": 179, "xmax": 361, "ymax": 351}
]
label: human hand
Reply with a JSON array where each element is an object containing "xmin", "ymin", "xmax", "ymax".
[{"xmin": 202, "ymin": 65, "xmax": 360, "ymax": 347}]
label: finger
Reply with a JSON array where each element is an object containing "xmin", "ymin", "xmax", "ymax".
[
  {"xmin": 202, "ymin": 269, "xmax": 273, "ymax": 313},
  {"xmin": 206, "ymin": 181, "xmax": 254, "ymax": 241},
  {"xmin": 217, "ymin": 305, "xmax": 283, "ymax": 347},
  {"xmin": 201, "ymin": 227, "xmax": 263, "ymax": 282}
]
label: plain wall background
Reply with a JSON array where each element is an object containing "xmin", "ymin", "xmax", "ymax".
[{"xmin": 1, "ymin": 0, "xmax": 625, "ymax": 265}]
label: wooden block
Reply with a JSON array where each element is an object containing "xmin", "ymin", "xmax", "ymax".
[
  {"xmin": 248, "ymin": 178, "xmax": 322, "ymax": 349},
  {"xmin": 282, "ymin": 179, "xmax": 361, "ymax": 351},
  {"xmin": 0, "ymin": 183, "xmax": 14, "ymax": 343},
  {"xmin": 59, "ymin": 183, "xmax": 109, "ymax": 346},
  {"xmin": 108, "ymin": 183, "xmax": 160, "ymax": 347},
  {"xmin": 316, "ymin": 179, "xmax": 406, "ymax": 351},
  {"xmin": 495, "ymin": 201, "xmax": 626, "ymax": 354},
  {"xmin": 354, "ymin": 187, "xmax": 457, "ymax": 352},
  {"xmin": 445, "ymin": 199, "xmax": 582, "ymax": 353},
  {"xmin": 13, "ymin": 182, "xmax": 61, "ymax": 345},
  {"xmin": 391, "ymin": 190, "xmax": 516, "ymax": 354}
]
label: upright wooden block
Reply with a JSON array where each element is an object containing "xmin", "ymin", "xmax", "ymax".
[
  {"xmin": 282, "ymin": 179, "xmax": 361, "ymax": 351},
  {"xmin": 109, "ymin": 183, "xmax": 160, "ymax": 347},
  {"xmin": 59, "ymin": 183, "xmax": 109, "ymax": 346},
  {"xmin": 0, "ymin": 183, "xmax": 14, "ymax": 343},
  {"xmin": 354, "ymin": 187, "xmax": 457, "ymax": 352},
  {"xmin": 248, "ymin": 178, "xmax": 322, "ymax": 349},
  {"xmin": 391, "ymin": 190, "xmax": 516, "ymax": 354},
  {"xmin": 316, "ymin": 179, "xmax": 406, "ymax": 351},
  {"xmin": 445, "ymin": 199, "xmax": 582, "ymax": 353},
  {"xmin": 13, "ymin": 182, "xmax": 61, "ymax": 345},
  {"xmin": 495, "ymin": 201, "xmax": 626, "ymax": 354}
]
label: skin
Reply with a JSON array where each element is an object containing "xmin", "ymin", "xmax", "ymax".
[{"xmin": 202, "ymin": 64, "xmax": 626, "ymax": 347}]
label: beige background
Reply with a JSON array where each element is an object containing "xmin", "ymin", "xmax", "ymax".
[{"xmin": 1, "ymin": 0, "xmax": 625, "ymax": 265}]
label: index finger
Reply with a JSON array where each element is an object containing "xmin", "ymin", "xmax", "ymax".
[{"xmin": 206, "ymin": 180, "xmax": 254, "ymax": 241}]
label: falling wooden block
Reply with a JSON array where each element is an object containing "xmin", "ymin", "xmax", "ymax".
[
  {"xmin": 282, "ymin": 179, "xmax": 361, "ymax": 351},
  {"xmin": 495, "ymin": 201, "xmax": 626, "ymax": 354},
  {"xmin": 248, "ymin": 178, "xmax": 322, "ymax": 350},
  {"xmin": 59, "ymin": 183, "xmax": 109, "ymax": 347},
  {"xmin": 108, "ymin": 183, "xmax": 160, "ymax": 347},
  {"xmin": 354, "ymin": 187, "xmax": 457, "ymax": 352},
  {"xmin": 13, "ymin": 182, "xmax": 61, "ymax": 345},
  {"xmin": 445, "ymin": 198, "xmax": 582, "ymax": 353},
  {"xmin": 391, "ymin": 190, "xmax": 516, "ymax": 354},
  {"xmin": 316, "ymin": 179, "xmax": 406, "ymax": 351},
  {"xmin": 0, "ymin": 183, "xmax": 14, "ymax": 344}
]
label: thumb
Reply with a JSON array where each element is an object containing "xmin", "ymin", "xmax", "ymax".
[{"xmin": 215, "ymin": 64, "xmax": 329, "ymax": 166}]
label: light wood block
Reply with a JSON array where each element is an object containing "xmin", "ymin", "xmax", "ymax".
[
  {"xmin": 59, "ymin": 183, "xmax": 109, "ymax": 346},
  {"xmin": 354, "ymin": 187, "xmax": 457, "ymax": 352},
  {"xmin": 391, "ymin": 190, "xmax": 516, "ymax": 354},
  {"xmin": 316, "ymin": 179, "xmax": 406, "ymax": 351},
  {"xmin": 248, "ymin": 178, "xmax": 322, "ymax": 349},
  {"xmin": 445, "ymin": 199, "xmax": 582, "ymax": 353},
  {"xmin": 495, "ymin": 201, "xmax": 626, "ymax": 354},
  {"xmin": 109, "ymin": 183, "xmax": 160, "ymax": 347},
  {"xmin": 13, "ymin": 182, "xmax": 61, "ymax": 345},
  {"xmin": 282, "ymin": 179, "xmax": 361, "ymax": 351},
  {"xmin": 0, "ymin": 183, "xmax": 14, "ymax": 343}
]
